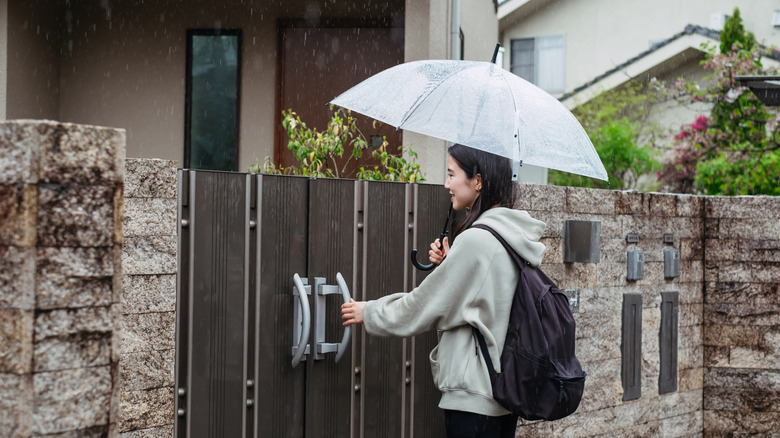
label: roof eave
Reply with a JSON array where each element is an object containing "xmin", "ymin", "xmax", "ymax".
[
  {"xmin": 560, "ymin": 34, "xmax": 716, "ymax": 109},
  {"xmin": 497, "ymin": 0, "xmax": 554, "ymax": 22}
]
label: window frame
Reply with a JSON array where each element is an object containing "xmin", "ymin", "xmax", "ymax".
[{"xmin": 509, "ymin": 34, "xmax": 565, "ymax": 95}]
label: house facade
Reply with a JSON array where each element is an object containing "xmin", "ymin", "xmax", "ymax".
[
  {"xmin": 499, "ymin": 0, "xmax": 780, "ymax": 184},
  {"xmin": 500, "ymin": 0, "xmax": 780, "ymax": 100},
  {"xmin": 0, "ymin": 0, "xmax": 498, "ymax": 183}
]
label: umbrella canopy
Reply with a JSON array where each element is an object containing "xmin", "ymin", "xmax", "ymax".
[{"xmin": 330, "ymin": 59, "xmax": 608, "ymax": 182}]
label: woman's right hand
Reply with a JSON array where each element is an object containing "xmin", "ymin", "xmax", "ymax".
[
  {"xmin": 342, "ymin": 299, "xmax": 366, "ymax": 326},
  {"xmin": 428, "ymin": 237, "xmax": 450, "ymax": 265}
]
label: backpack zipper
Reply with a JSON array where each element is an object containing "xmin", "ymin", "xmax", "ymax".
[{"xmin": 558, "ymin": 380, "xmax": 564, "ymax": 403}]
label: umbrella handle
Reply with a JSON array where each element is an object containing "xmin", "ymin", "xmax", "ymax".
[
  {"xmin": 411, "ymin": 204, "xmax": 453, "ymax": 272},
  {"xmin": 410, "ymin": 249, "xmax": 436, "ymax": 271},
  {"xmin": 410, "ymin": 230, "xmax": 448, "ymax": 272}
]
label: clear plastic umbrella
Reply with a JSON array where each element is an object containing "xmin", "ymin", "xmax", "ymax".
[{"xmin": 330, "ymin": 59, "xmax": 608, "ymax": 182}]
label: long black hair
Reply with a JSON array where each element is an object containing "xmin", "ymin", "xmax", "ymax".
[{"xmin": 449, "ymin": 144, "xmax": 517, "ymax": 239}]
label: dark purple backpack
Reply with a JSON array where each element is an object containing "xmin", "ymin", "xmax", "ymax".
[{"xmin": 472, "ymin": 224, "xmax": 586, "ymax": 421}]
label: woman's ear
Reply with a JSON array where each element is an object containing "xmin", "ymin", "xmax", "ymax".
[{"xmin": 473, "ymin": 174, "xmax": 483, "ymax": 192}]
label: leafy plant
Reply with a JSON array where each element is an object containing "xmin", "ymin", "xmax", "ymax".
[
  {"xmin": 356, "ymin": 144, "xmax": 424, "ymax": 182},
  {"xmin": 550, "ymin": 118, "xmax": 661, "ymax": 189},
  {"xmin": 549, "ymin": 80, "xmax": 664, "ymax": 189},
  {"xmin": 249, "ymin": 107, "xmax": 425, "ymax": 183}
]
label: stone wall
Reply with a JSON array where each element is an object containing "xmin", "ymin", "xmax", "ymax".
[
  {"xmin": 702, "ymin": 197, "xmax": 780, "ymax": 436},
  {"xmin": 514, "ymin": 186, "xmax": 706, "ymax": 437},
  {"xmin": 2, "ymin": 120, "xmax": 778, "ymax": 437},
  {"xmin": 0, "ymin": 120, "xmax": 124, "ymax": 436},
  {"xmin": 119, "ymin": 158, "xmax": 178, "ymax": 436}
]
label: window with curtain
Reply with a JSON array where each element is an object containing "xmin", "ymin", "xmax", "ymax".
[
  {"xmin": 510, "ymin": 35, "xmax": 564, "ymax": 94},
  {"xmin": 185, "ymin": 29, "xmax": 241, "ymax": 171}
]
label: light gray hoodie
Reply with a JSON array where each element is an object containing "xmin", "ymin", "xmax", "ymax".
[{"xmin": 363, "ymin": 207, "xmax": 547, "ymax": 416}]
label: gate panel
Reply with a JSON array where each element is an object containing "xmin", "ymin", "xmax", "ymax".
[
  {"xmin": 254, "ymin": 174, "xmax": 309, "ymax": 438},
  {"xmin": 176, "ymin": 170, "xmax": 251, "ymax": 438},
  {"xmin": 410, "ymin": 183, "xmax": 451, "ymax": 437},
  {"xmin": 305, "ymin": 178, "xmax": 358, "ymax": 438},
  {"xmin": 360, "ymin": 180, "xmax": 410, "ymax": 438},
  {"xmin": 176, "ymin": 172, "xmax": 452, "ymax": 438}
]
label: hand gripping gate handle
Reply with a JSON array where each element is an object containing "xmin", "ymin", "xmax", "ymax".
[
  {"xmin": 291, "ymin": 274, "xmax": 311, "ymax": 368},
  {"xmin": 313, "ymin": 272, "xmax": 352, "ymax": 363},
  {"xmin": 334, "ymin": 273, "xmax": 352, "ymax": 363}
]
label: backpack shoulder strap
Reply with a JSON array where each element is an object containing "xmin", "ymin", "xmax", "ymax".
[{"xmin": 469, "ymin": 223, "xmax": 525, "ymax": 378}]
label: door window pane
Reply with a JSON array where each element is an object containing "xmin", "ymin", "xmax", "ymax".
[{"xmin": 186, "ymin": 30, "xmax": 241, "ymax": 171}]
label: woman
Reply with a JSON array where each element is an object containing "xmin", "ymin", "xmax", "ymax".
[{"xmin": 341, "ymin": 144, "xmax": 547, "ymax": 438}]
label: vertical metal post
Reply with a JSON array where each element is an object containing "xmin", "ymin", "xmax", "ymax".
[
  {"xmin": 175, "ymin": 169, "xmax": 190, "ymax": 437},
  {"xmin": 244, "ymin": 174, "xmax": 257, "ymax": 436}
]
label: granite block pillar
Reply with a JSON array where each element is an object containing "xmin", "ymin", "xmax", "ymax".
[
  {"xmin": 119, "ymin": 158, "xmax": 177, "ymax": 436},
  {"xmin": 0, "ymin": 120, "xmax": 124, "ymax": 437}
]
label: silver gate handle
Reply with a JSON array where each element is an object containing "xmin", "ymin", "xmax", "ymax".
[
  {"xmin": 334, "ymin": 272, "xmax": 352, "ymax": 363},
  {"xmin": 291, "ymin": 274, "xmax": 311, "ymax": 368}
]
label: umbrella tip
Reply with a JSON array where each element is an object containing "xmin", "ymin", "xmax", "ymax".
[{"xmin": 490, "ymin": 43, "xmax": 501, "ymax": 64}]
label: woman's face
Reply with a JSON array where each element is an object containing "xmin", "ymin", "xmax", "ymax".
[{"xmin": 444, "ymin": 155, "xmax": 481, "ymax": 211}]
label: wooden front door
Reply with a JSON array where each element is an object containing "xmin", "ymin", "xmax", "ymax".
[{"xmin": 276, "ymin": 23, "xmax": 404, "ymax": 176}]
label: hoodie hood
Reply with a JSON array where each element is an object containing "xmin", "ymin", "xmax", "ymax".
[{"xmin": 472, "ymin": 207, "xmax": 547, "ymax": 267}]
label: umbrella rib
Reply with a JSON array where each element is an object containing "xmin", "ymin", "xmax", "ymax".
[{"xmin": 499, "ymin": 71, "xmax": 520, "ymax": 159}]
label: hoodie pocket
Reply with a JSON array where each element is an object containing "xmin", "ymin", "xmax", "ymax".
[{"xmin": 429, "ymin": 345, "xmax": 441, "ymax": 387}]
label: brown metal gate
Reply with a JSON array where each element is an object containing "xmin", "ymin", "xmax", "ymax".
[{"xmin": 175, "ymin": 170, "xmax": 450, "ymax": 437}]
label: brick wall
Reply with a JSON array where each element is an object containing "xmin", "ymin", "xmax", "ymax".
[
  {"xmin": 0, "ymin": 120, "xmax": 124, "ymax": 436},
  {"xmin": 2, "ymin": 120, "xmax": 778, "ymax": 437},
  {"xmin": 119, "ymin": 158, "xmax": 178, "ymax": 436}
]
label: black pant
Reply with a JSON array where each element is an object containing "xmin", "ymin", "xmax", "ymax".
[{"xmin": 443, "ymin": 410, "xmax": 517, "ymax": 438}]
